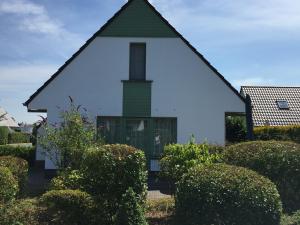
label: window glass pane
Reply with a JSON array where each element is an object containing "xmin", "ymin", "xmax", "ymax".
[
  {"xmin": 130, "ymin": 43, "xmax": 146, "ymax": 80},
  {"xmin": 153, "ymin": 118, "xmax": 176, "ymax": 158},
  {"xmin": 98, "ymin": 117, "xmax": 121, "ymax": 144}
]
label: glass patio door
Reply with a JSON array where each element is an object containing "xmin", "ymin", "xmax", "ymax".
[{"xmin": 124, "ymin": 119, "xmax": 150, "ymax": 159}]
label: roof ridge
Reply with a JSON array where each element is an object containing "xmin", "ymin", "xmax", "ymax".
[{"xmin": 241, "ymin": 86, "xmax": 300, "ymax": 89}]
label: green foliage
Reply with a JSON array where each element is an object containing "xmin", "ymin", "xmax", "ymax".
[
  {"xmin": 8, "ymin": 132, "xmax": 31, "ymax": 144},
  {"xmin": 0, "ymin": 156, "xmax": 28, "ymax": 196},
  {"xmin": 225, "ymin": 115, "xmax": 247, "ymax": 143},
  {"xmin": 0, "ymin": 127, "xmax": 9, "ymax": 145},
  {"xmin": 80, "ymin": 144, "xmax": 148, "ymax": 205},
  {"xmin": 160, "ymin": 138, "xmax": 221, "ymax": 183},
  {"xmin": 175, "ymin": 164, "xmax": 282, "ymax": 225},
  {"xmin": 0, "ymin": 167, "xmax": 18, "ymax": 203},
  {"xmin": 0, "ymin": 145, "xmax": 35, "ymax": 165},
  {"xmin": 224, "ymin": 141, "xmax": 300, "ymax": 212},
  {"xmin": 281, "ymin": 211, "xmax": 300, "ymax": 225},
  {"xmin": 78, "ymin": 144, "xmax": 147, "ymax": 223},
  {"xmin": 254, "ymin": 126, "xmax": 300, "ymax": 143},
  {"xmin": 40, "ymin": 189, "xmax": 95, "ymax": 225},
  {"xmin": 116, "ymin": 188, "xmax": 148, "ymax": 225},
  {"xmin": 39, "ymin": 101, "xmax": 99, "ymax": 169},
  {"xmin": 146, "ymin": 197, "xmax": 174, "ymax": 216},
  {"xmin": 0, "ymin": 199, "xmax": 41, "ymax": 225},
  {"xmin": 50, "ymin": 169, "xmax": 84, "ymax": 191}
]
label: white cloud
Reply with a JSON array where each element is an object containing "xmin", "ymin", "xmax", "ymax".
[
  {"xmin": 0, "ymin": 64, "xmax": 58, "ymax": 91},
  {"xmin": 0, "ymin": 0, "xmax": 68, "ymax": 36},
  {"xmin": 150, "ymin": 0, "xmax": 300, "ymax": 36}
]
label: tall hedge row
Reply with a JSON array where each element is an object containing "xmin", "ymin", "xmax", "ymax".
[
  {"xmin": 0, "ymin": 127, "xmax": 9, "ymax": 145},
  {"xmin": 224, "ymin": 141, "xmax": 300, "ymax": 212},
  {"xmin": 8, "ymin": 132, "xmax": 31, "ymax": 144},
  {"xmin": 0, "ymin": 145, "xmax": 35, "ymax": 165},
  {"xmin": 254, "ymin": 126, "xmax": 300, "ymax": 143}
]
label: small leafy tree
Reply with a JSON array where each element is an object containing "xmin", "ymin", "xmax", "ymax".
[
  {"xmin": 160, "ymin": 136, "xmax": 221, "ymax": 184},
  {"xmin": 39, "ymin": 98, "xmax": 102, "ymax": 170}
]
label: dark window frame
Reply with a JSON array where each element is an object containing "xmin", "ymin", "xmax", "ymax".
[
  {"xmin": 129, "ymin": 43, "xmax": 146, "ymax": 81},
  {"xmin": 276, "ymin": 100, "xmax": 290, "ymax": 110}
]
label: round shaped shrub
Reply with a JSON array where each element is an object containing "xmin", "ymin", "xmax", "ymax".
[
  {"xmin": 175, "ymin": 164, "xmax": 282, "ymax": 225},
  {"xmin": 0, "ymin": 156, "xmax": 28, "ymax": 195},
  {"xmin": 0, "ymin": 166, "xmax": 18, "ymax": 203},
  {"xmin": 40, "ymin": 189, "xmax": 95, "ymax": 225},
  {"xmin": 224, "ymin": 141, "xmax": 300, "ymax": 212}
]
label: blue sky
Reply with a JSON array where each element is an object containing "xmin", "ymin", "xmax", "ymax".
[{"xmin": 0, "ymin": 0, "xmax": 300, "ymax": 123}]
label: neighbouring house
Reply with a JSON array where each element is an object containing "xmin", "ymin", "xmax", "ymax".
[
  {"xmin": 241, "ymin": 86, "xmax": 300, "ymax": 129},
  {"xmin": 0, "ymin": 107, "xmax": 19, "ymax": 129},
  {"xmin": 18, "ymin": 122, "xmax": 34, "ymax": 134},
  {"xmin": 24, "ymin": 0, "xmax": 245, "ymax": 172}
]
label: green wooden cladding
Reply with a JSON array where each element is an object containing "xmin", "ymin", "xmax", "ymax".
[
  {"xmin": 123, "ymin": 82, "xmax": 151, "ymax": 117},
  {"xmin": 99, "ymin": 0, "xmax": 178, "ymax": 37}
]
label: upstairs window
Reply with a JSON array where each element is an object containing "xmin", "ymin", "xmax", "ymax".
[
  {"xmin": 277, "ymin": 100, "xmax": 289, "ymax": 110},
  {"xmin": 129, "ymin": 43, "xmax": 146, "ymax": 81}
]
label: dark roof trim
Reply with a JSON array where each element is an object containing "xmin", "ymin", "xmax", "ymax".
[
  {"xmin": 241, "ymin": 86, "xmax": 300, "ymax": 89},
  {"xmin": 24, "ymin": 0, "xmax": 245, "ymax": 106},
  {"xmin": 28, "ymin": 109, "xmax": 47, "ymax": 113}
]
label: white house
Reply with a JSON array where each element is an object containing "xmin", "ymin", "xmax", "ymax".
[{"xmin": 24, "ymin": 0, "xmax": 245, "ymax": 172}]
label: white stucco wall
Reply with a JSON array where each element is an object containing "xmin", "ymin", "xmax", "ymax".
[{"xmin": 28, "ymin": 37, "xmax": 245, "ymax": 169}]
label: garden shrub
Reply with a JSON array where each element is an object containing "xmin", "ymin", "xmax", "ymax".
[
  {"xmin": 224, "ymin": 141, "xmax": 300, "ymax": 212},
  {"xmin": 50, "ymin": 169, "xmax": 84, "ymax": 191},
  {"xmin": 0, "ymin": 199, "xmax": 41, "ymax": 225},
  {"xmin": 281, "ymin": 210, "xmax": 300, "ymax": 225},
  {"xmin": 175, "ymin": 164, "xmax": 282, "ymax": 225},
  {"xmin": 146, "ymin": 197, "xmax": 174, "ymax": 218},
  {"xmin": 254, "ymin": 126, "xmax": 300, "ymax": 143},
  {"xmin": 0, "ymin": 127, "xmax": 9, "ymax": 145},
  {"xmin": 40, "ymin": 189, "xmax": 96, "ymax": 225},
  {"xmin": 225, "ymin": 115, "xmax": 247, "ymax": 143},
  {"xmin": 8, "ymin": 132, "xmax": 31, "ymax": 144},
  {"xmin": 116, "ymin": 188, "xmax": 148, "ymax": 225},
  {"xmin": 81, "ymin": 144, "xmax": 147, "ymax": 202},
  {"xmin": 0, "ymin": 166, "xmax": 18, "ymax": 203},
  {"xmin": 80, "ymin": 144, "xmax": 147, "ymax": 219},
  {"xmin": 0, "ymin": 156, "xmax": 28, "ymax": 195},
  {"xmin": 39, "ymin": 100, "xmax": 98, "ymax": 170},
  {"xmin": 160, "ymin": 140, "xmax": 221, "ymax": 183},
  {"xmin": 0, "ymin": 145, "xmax": 35, "ymax": 165}
]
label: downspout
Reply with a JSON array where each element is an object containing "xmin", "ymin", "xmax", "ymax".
[{"xmin": 245, "ymin": 94, "xmax": 254, "ymax": 140}]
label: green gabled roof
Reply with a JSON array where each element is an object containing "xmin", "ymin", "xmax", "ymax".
[{"xmin": 99, "ymin": 0, "xmax": 178, "ymax": 37}]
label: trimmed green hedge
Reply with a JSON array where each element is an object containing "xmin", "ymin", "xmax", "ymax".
[
  {"xmin": 8, "ymin": 132, "xmax": 31, "ymax": 144},
  {"xmin": 0, "ymin": 167, "xmax": 18, "ymax": 204},
  {"xmin": 0, "ymin": 145, "xmax": 35, "ymax": 165},
  {"xmin": 224, "ymin": 141, "xmax": 300, "ymax": 212},
  {"xmin": 80, "ymin": 144, "xmax": 148, "ymax": 206},
  {"xmin": 175, "ymin": 164, "xmax": 282, "ymax": 225},
  {"xmin": 0, "ymin": 199, "xmax": 41, "ymax": 225},
  {"xmin": 281, "ymin": 210, "xmax": 300, "ymax": 225},
  {"xmin": 0, "ymin": 127, "xmax": 9, "ymax": 145},
  {"xmin": 0, "ymin": 156, "xmax": 28, "ymax": 195},
  {"xmin": 254, "ymin": 126, "xmax": 300, "ymax": 143},
  {"xmin": 40, "ymin": 189, "xmax": 96, "ymax": 225}
]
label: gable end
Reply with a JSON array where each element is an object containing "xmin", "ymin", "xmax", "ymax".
[{"xmin": 24, "ymin": 0, "xmax": 245, "ymax": 107}]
